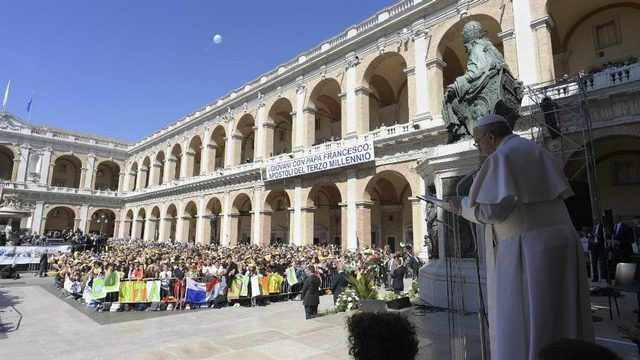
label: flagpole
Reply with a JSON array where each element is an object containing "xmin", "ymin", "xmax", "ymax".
[
  {"xmin": 2, "ymin": 79, "xmax": 10, "ymax": 112},
  {"xmin": 27, "ymin": 89, "xmax": 35, "ymax": 122}
]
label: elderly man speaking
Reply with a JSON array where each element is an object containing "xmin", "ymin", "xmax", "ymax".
[{"xmin": 449, "ymin": 114, "xmax": 593, "ymax": 360}]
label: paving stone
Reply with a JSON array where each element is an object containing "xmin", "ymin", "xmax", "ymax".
[
  {"xmin": 164, "ymin": 339, "xmax": 228, "ymax": 359},
  {"xmin": 213, "ymin": 348, "xmax": 275, "ymax": 360}
]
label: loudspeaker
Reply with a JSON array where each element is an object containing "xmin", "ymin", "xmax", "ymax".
[
  {"xmin": 603, "ymin": 209, "xmax": 614, "ymax": 229},
  {"xmin": 541, "ymin": 97, "xmax": 561, "ymax": 139}
]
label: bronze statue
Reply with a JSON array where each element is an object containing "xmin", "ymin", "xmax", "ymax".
[{"xmin": 443, "ymin": 21, "xmax": 523, "ymax": 143}]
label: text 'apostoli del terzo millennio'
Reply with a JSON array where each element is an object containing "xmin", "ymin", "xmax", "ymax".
[{"xmin": 264, "ymin": 141, "xmax": 374, "ymax": 181}]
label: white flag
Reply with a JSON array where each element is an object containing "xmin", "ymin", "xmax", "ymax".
[{"xmin": 2, "ymin": 79, "xmax": 10, "ymax": 110}]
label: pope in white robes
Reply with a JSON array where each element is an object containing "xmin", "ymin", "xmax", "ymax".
[{"xmin": 450, "ymin": 114, "xmax": 593, "ymax": 360}]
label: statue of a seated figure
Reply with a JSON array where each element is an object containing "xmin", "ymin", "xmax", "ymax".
[{"xmin": 443, "ymin": 21, "xmax": 524, "ymax": 143}]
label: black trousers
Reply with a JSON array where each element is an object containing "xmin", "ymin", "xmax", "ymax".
[
  {"xmin": 590, "ymin": 248, "xmax": 602, "ymax": 281},
  {"xmin": 304, "ymin": 305, "xmax": 318, "ymax": 319}
]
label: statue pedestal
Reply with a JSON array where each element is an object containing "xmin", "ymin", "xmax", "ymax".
[
  {"xmin": 415, "ymin": 140, "xmax": 488, "ymax": 312},
  {"xmin": 418, "ymin": 258, "xmax": 487, "ymax": 312}
]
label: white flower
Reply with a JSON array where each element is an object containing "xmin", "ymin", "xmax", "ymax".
[{"xmin": 347, "ymin": 303, "xmax": 352, "ymax": 310}]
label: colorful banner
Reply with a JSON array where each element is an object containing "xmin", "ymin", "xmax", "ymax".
[
  {"xmin": 227, "ymin": 277, "xmax": 242, "ymax": 300},
  {"xmin": 118, "ymin": 280, "xmax": 160, "ymax": 303},
  {"xmin": 260, "ymin": 277, "xmax": 270, "ymax": 296},
  {"xmin": 285, "ymin": 267, "xmax": 298, "ymax": 286},
  {"xmin": 250, "ymin": 276, "xmax": 260, "ymax": 298},
  {"xmin": 0, "ymin": 245, "xmax": 72, "ymax": 265},
  {"xmin": 91, "ymin": 277, "xmax": 107, "ymax": 300},
  {"xmin": 239, "ymin": 275, "xmax": 249, "ymax": 297},
  {"xmin": 104, "ymin": 272, "xmax": 120, "ymax": 293},
  {"xmin": 268, "ymin": 273, "xmax": 284, "ymax": 294}
]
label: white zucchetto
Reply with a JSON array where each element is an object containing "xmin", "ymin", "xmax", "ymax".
[{"xmin": 474, "ymin": 114, "xmax": 509, "ymax": 129}]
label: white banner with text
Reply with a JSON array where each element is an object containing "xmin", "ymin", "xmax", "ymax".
[{"xmin": 264, "ymin": 141, "xmax": 375, "ymax": 181}]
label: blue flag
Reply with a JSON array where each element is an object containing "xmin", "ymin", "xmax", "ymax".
[{"xmin": 26, "ymin": 91, "xmax": 34, "ymax": 112}]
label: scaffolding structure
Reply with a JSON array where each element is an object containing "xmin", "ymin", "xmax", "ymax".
[{"xmin": 522, "ymin": 74, "xmax": 601, "ymax": 225}]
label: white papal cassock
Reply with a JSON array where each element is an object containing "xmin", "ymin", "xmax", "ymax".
[{"xmin": 460, "ymin": 134, "xmax": 593, "ymax": 360}]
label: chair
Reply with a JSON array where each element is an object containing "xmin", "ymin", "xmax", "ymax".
[{"xmin": 611, "ymin": 263, "xmax": 640, "ymax": 323}]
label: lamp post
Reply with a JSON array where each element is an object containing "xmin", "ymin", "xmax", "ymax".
[{"xmin": 209, "ymin": 213, "xmax": 218, "ymax": 245}]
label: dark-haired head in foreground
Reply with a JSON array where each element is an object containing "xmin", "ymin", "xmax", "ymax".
[
  {"xmin": 538, "ymin": 338, "xmax": 621, "ymax": 360},
  {"xmin": 347, "ymin": 312, "xmax": 419, "ymax": 360}
]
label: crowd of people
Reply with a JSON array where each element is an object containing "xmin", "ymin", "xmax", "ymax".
[
  {"xmin": 580, "ymin": 55, "xmax": 638, "ymax": 76},
  {"xmin": 44, "ymin": 239, "xmax": 422, "ymax": 312}
]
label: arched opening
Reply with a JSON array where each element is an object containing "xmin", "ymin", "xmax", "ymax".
[
  {"xmin": 187, "ymin": 136, "xmax": 202, "ymax": 177},
  {"xmin": 164, "ymin": 204, "xmax": 178, "ymax": 242},
  {"xmin": 128, "ymin": 162, "xmax": 139, "ymax": 191},
  {"xmin": 268, "ymin": 98, "xmax": 293, "ymax": 156},
  {"xmin": 150, "ymin": 206, "xmax": 161, "ymax": 241},
  {"xmin": 210, "ymin": 126, "xmax": 226, "ymax": 170},
  {"xmin": 264, "ymin": 188, "xmax": 291, "ymax": 245},
  {"xmin": 308, "ymin": 183, "xmax": 342, "ymax": 247},
  {"xmin": 364, "ymin": 171, "xmax": 413, "ymax": 252},
  {"xmin": 182, "ymin": 201, "xmax": 198, "ymax": 243},
  {"xmin": 135, "ymin": 208, "xmax": 146, "ymax": 240},
  {"xmin": 437, "ymin": 15, "xmax": 504, "ymax": 88},
  {"xmin": 309, "ymin": 78, "xmax": 342, "ymax": 145},
  {"xmin": 88, "ymin": 209, "xmax": 116, "ymax": 237},
  {"xmin": 51, "ymin": 155, "xmax": 82, "ymax": 188},
  {"xmin": 154, "ymin": 151, "xmax": 165, "ymax": 186},
  {"xmin": 170, "ymin": 144, "xmax": 182, "ymax": 180},
  {"xmin": 236, "ymin": 114, "xmax": 255, "ymax": 165},
  {"xmin": 363, "ymin": 52, "xmax": 409, "ymax": 131},
  {"xmin": 124, "ymin": 209, "xmax": 134, "ymax": 239},
  {"xmin": 94, "ymin": 161, "xmax": 120, "ymax": 191},
  {"xmin": 547, "ymin": 1, "xmax": 640, "ymax": 77},
  {"xmin": 231, "ymin": 193, "xmax": 252, "ymax": 245},
  {"xmin": 566, "ymin": 135, "xmax": 640, "ymax": 223},
  {"xmin": 204, "ymin": 197, "xmax": 222, "ymax": 245},
  {"xmin": 141, "ymin": 157, "xmax": 151, "ymax": 188},
  {"xmin": 0, "ymin": 145, "xmax": 15, "ymax": 181},
  {"xmin": 44, "ymin": 206, "xmax": 76, "ymax": 234}
]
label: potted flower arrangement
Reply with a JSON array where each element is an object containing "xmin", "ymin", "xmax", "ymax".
[
  {"xmin": 334, "ymin": 288, "xmax": 359, "ymax": 312},
  {"xmin": 346, "ymin": 271, "xmax": 386, "ymax": 312}
]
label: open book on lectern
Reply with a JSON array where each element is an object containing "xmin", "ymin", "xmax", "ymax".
[{"xmin": 416, "ymin": 195, "xmax": 457, "ymax": 213}]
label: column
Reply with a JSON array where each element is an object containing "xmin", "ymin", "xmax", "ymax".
[
  {"xmin": 196, "ymin": 197, "xmax": 206, "ymax": 244},
  {"xmin": 150, "ymin": 164, "xmax": 161, "ymax": 186},
  {"xmin": 300, "ymin": 207, "xmax": 314, "ymax": 245},
  {"xmin": 225, "ymin": 118, "xmax": 235, "ymax": 169},
  {"xmin": 200, "ymin": 134, "xmax": 211, "ymax": 174},
  {"xmin": 113, "ymin": 218, "xmax": 120, "ymax": 239},
  {"xmin": 252, "ymin": 188, "xmax": 262, "ymax": 246},
  {"xmin": 340, "ymin": 204, "xmax": 349, "ymax": 251},
  {"xmin": 134, "ymin": 219, "xmax": 144, "ymax": 239},
  {"xmin": 498, "ymin": 29, "xmax": 519, "ymax": 78},
  {"xmin": 229, "ymin": 134, "xmax": 242, "ymax": 166},
  {"xmin": 345, "ymin": 53, "xmax": 360, "ymax": 137},
  {"xmin": 346, "ymin": 169, "xmax": 357, "ymax": 250},
  {"xmin": 15, "ymin": 145, "xmax": 30, "ymax": 183},
  {"xmin": 260, "ymin": 210, "xmax": 272, "ymax": 246},
  {"xmin": 204, "ymin": 144, "xmax": 217, "ymax": 172},
  {"xmin": 409, "ymin": 197, "xmax": 425, "ymax": 254},
  {"xmin": 182, "ymin": 150, "xmax": 195, "ymax": 179},
  {"xmin": 292, "ymin": 179, "xmax": 302, "ymax": 245},
  {"xmin": 228, "ymin": 214, "xmax": 239, "ymax": 245},
  {"xmin": 413, "ymin": 22, "xmax": 429, "ymax": 119},
  {"xmin": 31, "ymin": 201, "xmax": 45, "ymax": 236},
  {"xmin": 164, "ymin": 158, "xmax": 174, "ymax": 182},
  {"xmin": 531, "ymin": 16, "xmax": 555, "ymax": 82},
  {"xmin": 404, "ymin": 66, "xmax": 417, "ymax": 121},
  {"xmin": 338, "ymin": 92, "xmax": 348, "ymax": 137},
  {"xmin": 356, "ymin": 201, "xmax": 373, "ymax": 248},
  {"xmin": 39, "ymin": 148, "xmax": 52, "ymax": 186},
  {"xmin": 159, "ymin": 217, "xmax": 170, "ymax": 242},
  {"xmin": 78, "ymin": 204, "xmax": 89, "ymax": 234},
  {"xmin": 11, "ymin": 159, "xmax": 20, "ymax": 183},
  {"xmin": 143, "ymin": 217, "xmax": 154, "ymax": 241},
  {"xmin": 301, "ymin": 107, "xmax": 316, "ymax": 148},
  {"xmin": 83, "ymin": 154, "xmax": 96, "ymax": 189},
  {"xmin": 255, "ymin": 102, "xmax": 266, "ymax": 161},
  {"xmin": 221, "ymin": 191, "xmax": 230, "ymax": 245},
  {"xmin": 118, "ymin": 217, "xmax": 127, "ymax": 238},
  {"xmin": 294, "ymin": 82, "xmax": 306, "ymax": 150},
  {"xmin": 262, "ymin": 122, "xmax": 275, "ymax": 158},
  {"xmin": 354, "ymin": 87, "xmax": 371, "ymax": 134},
  {"xmin": 513, "ymin": 0, "xmax": 538, "ymax": 85},
  {"xmin": 118, "ymin": 172, "xmax": 126, "ymax": 192},
  {"xmin": 425, "ymin": 58, "xmax": 446, "ymax": 119},
  {"xmin": 288, "ymin": 208, "xmax": 296, "ymax": 245}
]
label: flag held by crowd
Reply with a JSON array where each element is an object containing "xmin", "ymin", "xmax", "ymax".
[{"xmin": 286, "ymin": 267, "xmax": 298, "ymax": 286}]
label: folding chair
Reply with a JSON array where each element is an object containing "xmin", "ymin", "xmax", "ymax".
[{"xmin": 611, "ymin": 263, "xmax": 640, "ymax": 324}]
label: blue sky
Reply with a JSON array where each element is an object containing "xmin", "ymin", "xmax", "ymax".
[{"xmin": 1, "ymin": 0, "xmax": 396, "ymax": 142}]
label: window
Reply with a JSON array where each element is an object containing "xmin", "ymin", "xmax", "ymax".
[
  {"xmin": 279, "ymin": 130, "xmax": 285, "ymax": 142},
  {"xmin": 613, "ymin": 158, "xmax": 640, "ymax": 185},
  {"xmin": 58, "ymin": 164, "xmax": 66, "ymax": 173},
  {"xmin": 315, "ymin": 118, "xmax": 321, "ymax": 131},
  {"xmin": 594, "ymin": 19, "xmax": 621, "ymax": 49}
]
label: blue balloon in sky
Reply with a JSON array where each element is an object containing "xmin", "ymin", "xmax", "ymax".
[{"xmin": 213, "ymin": 34, "xmax": 222, "ymax": 45}]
